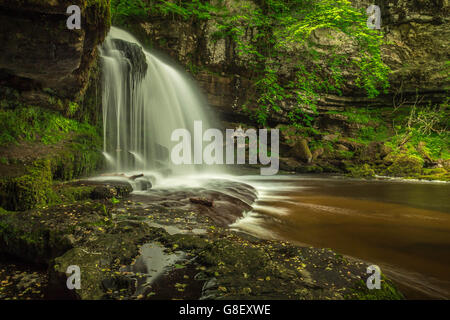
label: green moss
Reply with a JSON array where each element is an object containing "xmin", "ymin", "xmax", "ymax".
[
  {"xmin": 0, "ymin": 159, "xmax": 55, "ymax": 211},
  {"xmin": 0, "ymin": 106, "xmax": 101, "ymax": 147},
  {"xmin": 346, "ymin": 275, "xmax": 404, "ymax": 300},
  {"xmin": 0, "ymin": 211, "xmax": 72, "ymax": 264},
  {"xmin": 385, "ymin": 153, "xmax": 424, "ymax": 178},
  {"xmin": 419, "ymin": 168, "xmax": 450, "ymax": 181},
  {"xmin": 0, "ymin": 141, "xmax": 103, "ymax": 210},
  {"xmin": 54, "ymin": 185, "xmax": 96, "ymax": 203},
  {"xmin": 348, "ymin": 164, "xmax": 376, "ymax": 178}
]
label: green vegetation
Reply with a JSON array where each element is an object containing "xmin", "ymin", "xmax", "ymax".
[
  {"xmin": 0, "ymin": 106, "xmax": 100, "ymax": 147},
  {"xmin": 0, "ymin": 104, "xmax": 104, "ymax": 210},
  {"xmin": 111, "ymin": 0, "xmax": 390, "ymax": 128},
  {"xmin": 348, "ymin": 163, "xmax": 375, "ymax": 178},
  {"xmin": 214, "ymin": 0, "xmax": 389, "ymax": 127},
  {"xmin": 111, "ymin": 0, "xmax": 219, "ymax": 24},
  {"xmin": 298, "ymin": 101, "xmax": 449, "ymax": 180},
  {"xmin": 346, "ymin": 275, "xmax": 404, "ymax": 300}
]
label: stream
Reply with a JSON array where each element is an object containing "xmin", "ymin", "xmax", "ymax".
[{"xmin": 229, "ymin": 174, "xmax": 450, "ymax": 299}]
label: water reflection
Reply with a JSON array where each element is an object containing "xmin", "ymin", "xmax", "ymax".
[{"xmin": 232, "ymin": 175, "xmax": 450, "ymax": 299}]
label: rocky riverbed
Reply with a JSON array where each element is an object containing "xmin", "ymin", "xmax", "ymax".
[{"xmin": 0, "ymin": 178, "xmax": 403, "ymax": 300}]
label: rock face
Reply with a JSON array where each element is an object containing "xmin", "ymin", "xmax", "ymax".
[
  {"xmin": 124, "ymin": 0, "xmax": 448, "ymax": 121},
  {"xmin": 0, "ymin": 1, "xmax": 111, "ymax": 211},
  {"xmin": 0, "ymin": 0, "xmax": 111, "ymax": 100},
  {"xmin": 351, "ymin": 0, "xmax": 449, "ymax": 98},
  {"xmin": 110, "ymin": 39, "xmax": 148, "ymax": 80}
]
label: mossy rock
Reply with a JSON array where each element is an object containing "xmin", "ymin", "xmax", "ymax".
[
  {"xmin": 345, "ymin": 275, "xmax": 404, "ymax": 300},
  {"xmin": 0, "ymin": 129, "xmax": 103, "ymax": 211},
  {"xmin": 419, "ymin": 167, "xmax": 450, "ymax": 181},
  {"xmin": 0, "ymin": 210, "xmax": 72, "ymax": 264},
  {"xmin": 0, "ymin": 159, "xmax": 55, "ymax": 211},
  {"xmin": 348, "ymin": 164, "xmax": 376, "ymax": 178},
  {"xmin": 0, "ymin": 146, "xmax": 103, "ymax": 211},
  {"xmin": 50, "ymin": 222, "xmax": 159, "ymax": 300},
  {"xmin": 291, "ymin": 139, "xmax": 313, "ymax": 163},
  {"xmin": 53, "ymin": 184, "xmax": 97, "ymax": 203},
  {"xmin": 384, "ymin": 153, "xmax": 424, "ymax": 177}
]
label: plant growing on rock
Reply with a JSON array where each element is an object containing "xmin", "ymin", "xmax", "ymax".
[{"xmin": 110, "ymin": 0, "xmax": 390, "ymax": 128}]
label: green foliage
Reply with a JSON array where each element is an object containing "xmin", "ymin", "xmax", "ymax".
[
  {"xmin": 111, "ymin": 0, "xmax": 150, "ymax": 25},
  {"xmin": 388, "ymin": 100, "xmax": 449, "ymax": 161},
  {"xmin": 213, "ymin": 0, "xmax": 390, "ymax": 127},
  {"xmin": 347, "ymin": 276, "xmax": 403, "ymax": 300},
  {"xmin": 110, "ymin": 0, "xmax": 390, "ymax": 128},
  {"xmin": 111, "ymin": 0, "xmax": 220, "ymax": 25}
]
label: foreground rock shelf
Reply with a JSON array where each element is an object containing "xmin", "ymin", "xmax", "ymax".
[{"xmin": 0, "ymin": 180, "xmax": 403, "ymax": 300}]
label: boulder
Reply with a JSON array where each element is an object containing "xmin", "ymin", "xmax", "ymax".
[{"xmin": 291, "ymin": 139, "xmax": 313, "ymax": 163}]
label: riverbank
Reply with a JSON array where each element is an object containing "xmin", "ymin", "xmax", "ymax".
[{"xmin": 0, "ymin": 178, "xmax": 403, "ymax": 300}]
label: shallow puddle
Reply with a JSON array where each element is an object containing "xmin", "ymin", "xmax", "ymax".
[{"xmin": 121, "ymin": 242, "xmax": 185, "ymax": 296}]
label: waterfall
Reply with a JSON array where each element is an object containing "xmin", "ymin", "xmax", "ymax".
[{"xmin": 99, "ymin": 27, "xmax": 216, "ymax": 176}]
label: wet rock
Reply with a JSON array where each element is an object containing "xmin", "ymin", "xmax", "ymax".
[
  {"xmin": 189, "ymin": 197, "xmax": 213, "ymax": 207},
  {"xmin": 50, "ymin": 222, "xmax": 158, "ymax": 300},
  {"xmin": 200, "ymin": 278, "xmax": 219, "ymax": 300},
  {"xmin": 91, "ymin": 186, "xmax": 118, "ymax": 200},
  {"xmin": 135, "ymin": 177, "xmax": 152, "ymax": 191},
  {"xmin": 359, "ymin": 142, "xmax": 391, "ymax": 161},
  {"xmin": 74, "ymin": 180, "xmax": 133, "ymax": 199},
  {"xmin": 110, "ymin": 39, "xmax": 148, "ymax": 81}
]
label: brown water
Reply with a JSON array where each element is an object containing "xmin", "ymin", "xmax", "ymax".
[{"xmin": 231, "ymin": 175, "xmax": 450, "ymax": 299}]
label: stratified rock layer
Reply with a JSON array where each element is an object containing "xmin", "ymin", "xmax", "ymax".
[{"xmin": 0, "ymin": 0, "xmax": 111, "ymax": 100}]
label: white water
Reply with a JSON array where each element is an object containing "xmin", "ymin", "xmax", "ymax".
[{"xmin": 100, "ymin": 27, "xmax": 216, "ymax": 177}]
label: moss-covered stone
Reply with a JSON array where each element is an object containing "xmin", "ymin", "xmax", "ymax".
[
  {"xmin": 0, "ymin": 159, "xmax": 55, "ymax": 211},
  {"xmin": 345, "ymin": 275, "xmax": 404, "ymax": 300},
  {"xmin": 0, "ymin": 139, "xmax": 103, "ymax": 210},
  {"xmin": 419, "ymin": 167, "xmax": 450, "ymax": 181},
  {"xmin": 0, "ymin": 210, "xmax": 72, "ymax": 264},
  {"xmin": 348, "ymin": 163, "xmax": 376, "ymax": 179},
  {"xmin": 384, "ymin": 153, "xmax": 424, "ymax": 178}
]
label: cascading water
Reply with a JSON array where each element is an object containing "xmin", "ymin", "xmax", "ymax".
[{"xmin": 99, "ymin": 27, "xmax": 216, "ymax": 177}]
